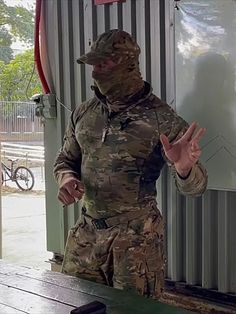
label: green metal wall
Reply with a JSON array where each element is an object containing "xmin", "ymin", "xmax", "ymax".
[
  {"xmin": 42, "ymin": 0, "xmax": 236, "ymax": 297},
  {"xmin": 42, "ymin": 0, "xmax": 163, "ymax": 254}
]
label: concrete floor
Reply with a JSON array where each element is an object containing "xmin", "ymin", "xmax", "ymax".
[{"xmin": 1, "ymin": 166, "xmax": 52, "ymax": 270}]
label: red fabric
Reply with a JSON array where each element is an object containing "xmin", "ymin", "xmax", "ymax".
[
  {"xmin": 34, "ymin": 0, "xmax": 50, "ymax": 94},
  {"xmin": 95, "ymin": 0, "xmax": 120, "ymax": 5}
]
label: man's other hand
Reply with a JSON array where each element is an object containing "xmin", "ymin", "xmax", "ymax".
[
  {"xmin": 160, "ymin": 122, "xmax": 206, "ymax": 177},
  {"xmin": 58, "ymin": 173, "xmax": 84, "ymax": 205}
]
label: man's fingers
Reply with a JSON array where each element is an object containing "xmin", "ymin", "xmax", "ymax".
[
  {"xmin": 181, "ymin": 122, "xmax": 198, "ymax": 141},
  {"xmin": 66, "ymin": 181, "xmax": 84, "ymax": 192},
  {"xmin": 58, "ymin": 193, "xmax": 66, "ymax": 204},
  {"xmin": 67, "ymin": 180, "xmax": 84, "ymax": 191},
  {"xmin": 191, "ymin": 151, "xmax": 201, "ymax": 158},
  {"xmin": 189, "ymin": 150, "xmax": 201, "ymax": 162},
  {"xmin": 67, "ymin": 188, "xmax": 84, "ymax": 200},
  {"xmin": 58, "ymin": 194, "xmax": 70, "ymax": 205},
  {"xmin": 58, "ymin": 189, "xmax": 76, "ymax": 205},
  {"xmin": 191, "ymin": 141, "xmax": 200, "ymax": 152},
  {"xmin": 59, "ymin": 176, "xmax": 83, "ymax": 189},
  {"xmin": 160, "ymin": 134, "xmax": 171, "ymax": 151},
  {"xmin": 58, "ymin": 193, "xmax": 73, "ymax": 205},
  {"xmin": 65, "ymin": 181, "xmax": 84, "ymax": 199},
  {"xmin": 60, "ymin": 192, "xmax": 74, "ymax": 205},
  {"xmin": 58, "ymin": 176, "xmax": 85, "ymax": 206},
  {"xmin": 191, "ymin": 127, "xmax": 206, "ymax": 143}
]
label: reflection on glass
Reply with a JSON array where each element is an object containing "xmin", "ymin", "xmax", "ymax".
[
  {"xmin": 180, "ymin": 53, "xmax": 236, "ymax": 140},
  {"xmin": 176, "ymin": 0, "xmax": 236, "ymax": 191}
]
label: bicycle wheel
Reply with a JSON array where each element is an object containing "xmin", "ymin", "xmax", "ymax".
[{"xmin": 14, "ymin": 166, "xmax": 35, "ymax": 191}]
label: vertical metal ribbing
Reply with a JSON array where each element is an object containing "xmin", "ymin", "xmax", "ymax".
[
  {"xmin": 164, "ymin": 0, "xmax": 175, "ymax": 106},
  {"xmin": 44, "ymin": 0, "xmax": 66, "ymax": 253},
  {"xmin": 109, "ymin": 2, "xmax": 119, "ymax": 29},
  {"xmin": 173, "ymin": 191, "xmax": 186, "ymax": 281},
  {"xmin": 202, "ymin": 191, "xmax": 213, "ymax": 288},
  {"xmin": 166, "ymin": 170, "xmax": 172, "ymax": 278},
  {"xmin": 104, "ymin": 4, "xmax": 110, "ymax": 31},
  {"xmin": 144, "ymin": 0, "xmax": 151, "ymax": 83},
  {"xmin": 96, "ymin": 4, "xmax": 106, "ymax": 34},
  {"xmin": 130, "ymin": 0, "xmax": 137, "ymax": 40},
  {"xmin": 117, "ymin": 1, "xmax": 123, "ymax": 29},
  {"xmin": 150, "ymin": 0, "xmax": 161, "ymax": 96},
  {"xmin": 83, "ymin": 0, "xmax": 95, "ymax": 99},
  {"xmin": 63, "ymin": 0, "xmax": 75, "ymax": 112},
  {"xmin": 62, "ymin": 0, "xmax": 82, "ymax": 232},
  {"xmin": 92, "ymin": 1, "xmax": 98, "ymax": 41},
  {"xmin": 159, "ymin": 0, "xmax": 166, "ymax": 102},
  {"xmin": 136, "ymin": 0, "xmax": 150, "ymax": 82},
  {"xmin": 228, "ymin": 192, "xmax": 236, "ymax": 293},
  {"xmin": 54, "ymin": 0, "xmax": 65, "ymax": 131},
  {"xmin": 72, "ymin": 0, "xmax": 86, "ymax": 104},
  {"xmin": 95, "ymin": 3, "xmax": 110, "ymax": 33},
  {"xmin": 122, "ymin": 0, "xmax": 132, "ymax": 34},
  {"xmin": 217, "ymin": 190, "xmax": 229, "ymax": 293},
  {"xmin": 202, "ymin": 190, "xmax": 218, "ymax": 288},
  {"xmin": 42, "ymin": 0, "xmax": 236, "ymax": 295},
  {"xmin": 186, "ymin": 196, "xmax": 203, "ymax": 285}
]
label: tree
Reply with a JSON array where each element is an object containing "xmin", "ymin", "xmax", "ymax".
[
  {"xmin": 0, "ymin": 60, "xmax": 5, "ymax": 77},
  {"xmin": 0, "ymin": 0, "xmax": 34, "ymax": 63},
  {"xmin": 0, "ymin": 27, "xmax": 13, "ymax": 63},
  {"xmin": 0, "ymin": 49, "xmax": 42, "ymax": 100}
]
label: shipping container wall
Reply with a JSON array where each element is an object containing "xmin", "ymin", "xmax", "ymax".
[
  {"xmin": 42, "ymin": 0, "xmax": 236, "ymax": 295},
  {"xmin": 42, "ymin": 0, "xmax": 163, "ymax": 256},
  {"xmin": 171, "ymin": 0, "xmax": 236, "ymax": 294}
]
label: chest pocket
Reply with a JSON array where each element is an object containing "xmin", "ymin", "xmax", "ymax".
[
  {"xmin": 76, "ymin": 112, "xmax": 104, "ymax": 150},
  {"xmin": 107, "ymin": 118, "xmax": 159, "ymax": 160}
]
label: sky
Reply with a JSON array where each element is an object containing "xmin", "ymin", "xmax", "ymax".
[{"xmin": 4, "ymin": 0, "xmax": 35, "ymax": 9}]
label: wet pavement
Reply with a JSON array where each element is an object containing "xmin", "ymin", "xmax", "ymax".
[{"xmin": 1, "ymin": 166, "xmax": 52, "ymax": 270}]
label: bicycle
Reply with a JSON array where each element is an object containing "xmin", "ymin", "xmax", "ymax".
[{"xmin": 1, "ymin": 159, "xmax": 35, "ymax": 191}]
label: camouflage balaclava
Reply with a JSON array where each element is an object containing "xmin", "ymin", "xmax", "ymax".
[{"xmin": 77, "ymin": 29, "xmax": 144, "ymax": 112}]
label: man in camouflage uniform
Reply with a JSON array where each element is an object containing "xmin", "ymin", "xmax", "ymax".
[{"xmin": 54, "ymin": 29, "xmax": 207, "ymax": 299}]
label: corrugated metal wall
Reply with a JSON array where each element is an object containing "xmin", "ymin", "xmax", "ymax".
[
  {"xmin": 42, "ymin": 0, "xmax": 236, "ymax": 295},
  {"xmin": 42, "ymin": 0, "xmax": 163, "ymax": 255}
]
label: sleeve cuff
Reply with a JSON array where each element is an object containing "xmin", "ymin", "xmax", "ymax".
[
  {"xmin": 176, "ymin": 165, "xmax": 199, "ymax": 187},
  {"xmin": 177, "ymin": 169, "xmax": 191, "ymax": 180},
  {"xmin": 57, "ymin": 170, "xmax": 78, "ymax": 185}
]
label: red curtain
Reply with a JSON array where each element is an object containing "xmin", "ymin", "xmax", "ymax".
[{"xmin": 94, "ymin": 0, "xmax": 121, "ymax": 5}]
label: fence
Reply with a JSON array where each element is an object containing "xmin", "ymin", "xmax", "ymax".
[
  {"xmin": 1, "ymin": 142, "xmax": 44, "ymax": 164},
  {"xmin": 0, "ymin": 101, "xmax": 43, "ymax": 143}
]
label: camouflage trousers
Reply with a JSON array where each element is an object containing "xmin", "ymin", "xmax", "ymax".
[{"xmin": 61, "ymin": 208, "xmax": 165, "ymax": 299}]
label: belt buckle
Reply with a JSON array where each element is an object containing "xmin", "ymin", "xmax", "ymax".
[{"xmin": 91, "ymin": 218, "xmax": 108, "ymax": 230}]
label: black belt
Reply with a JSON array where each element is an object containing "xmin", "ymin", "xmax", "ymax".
[{"xmin": 81, "ymin": 206, "xmax": 150, "ymax": 230}]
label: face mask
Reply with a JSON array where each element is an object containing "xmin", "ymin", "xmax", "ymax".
[
  {"xmin": 77, "ymin": 29, "xmax": 144, "ymax": 109},
  {"xmin": 92, "ymin": 56, "xmax": 144, "ymax": 108}
]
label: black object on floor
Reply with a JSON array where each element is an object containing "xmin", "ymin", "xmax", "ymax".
[{"xmin": 70, "ymin": 301, "xmax": 107, "ymax": 314}]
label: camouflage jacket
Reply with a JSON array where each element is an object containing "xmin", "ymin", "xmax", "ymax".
[{"xmin": 54, "ymin": 82, "xmax": 207, "ymax": 218}]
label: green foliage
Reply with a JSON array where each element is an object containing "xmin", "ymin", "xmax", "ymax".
[
  {"xmin": 4, "ymin": 3, "xmax": 34, "ymax": 44},
  {"xmin": 0, "ymin": 27, "xmax": 13, "ymax": 63},
  {"xmin": 0, "ymin": 49, "xmax": 42, "ymax": 100},
  {"xmin": 0, "ymin": 0, "xmax": 34, "ymax": 63},
  {"xmin": 0, "ymin": 60, "xmax": 5, "ymax": 73}
]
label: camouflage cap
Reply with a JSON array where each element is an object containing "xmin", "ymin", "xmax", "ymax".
[{"xmin": 77, "ymin": 29, "xmax": 140, "ymax": 65}]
